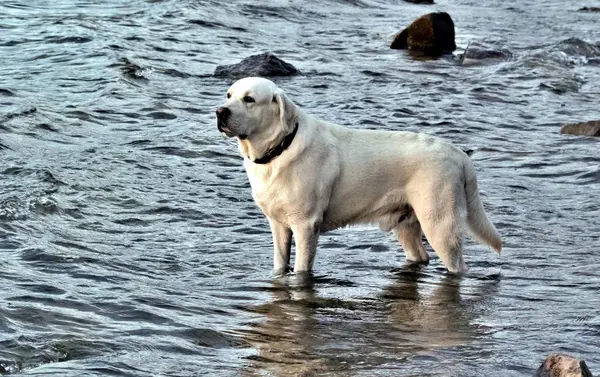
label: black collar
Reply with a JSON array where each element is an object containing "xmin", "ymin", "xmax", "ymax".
[{"xmin": 252, "ymin": 121, "xmax": 299, "ymax": 164}]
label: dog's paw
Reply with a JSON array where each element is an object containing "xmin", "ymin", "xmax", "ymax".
[{"xmin": 272, "ymin": 265, "xmax": 293, "ymax": 277}]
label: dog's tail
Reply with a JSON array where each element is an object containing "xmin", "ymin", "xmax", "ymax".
[{"xmin": 463, "ymin": 158, "xmax": 502, "ymax": 254}]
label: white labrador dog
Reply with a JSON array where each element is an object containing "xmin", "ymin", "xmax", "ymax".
[{"xmin": 216, "ymin": 77, "xmax": 501, "ymax": 276}]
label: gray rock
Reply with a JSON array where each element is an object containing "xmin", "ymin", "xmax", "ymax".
[
  {"xmin": 588, "ymin": 57, "xmax": 600, "ymax": 65},
  {"xmin": 117, "ymin": 57, "xmax": 149, "ymax": 81},
  {"xmin": 578, "ymin": 7, "xmax": 600, "ymax": 12},
  {"xmin": 540, "ymin": 77, "xmax": 583, "ymax": 94},
  {"xmin": 535, "ymin": 354, "xmax": 594, "ymax": 377},
  {"xmin": 463, "ymin": 48, "xmax": 510, "ymax": 60},
  {"xmin": 560, "ymin": 120, "xmax": 600, "ymax": 137},
  {"xmin": 558, "ymin": 37, "xmax": 600, "ymax": 58},
  {"xmin": 214, "ymin": 52, "xmax": 298, "ymax": 78},
  {"xmin": 456, "ymin": 42, "xmax": 512, "ymax": 62},
  {"xmin": 391, "ymin": 12, "xmax": 456, "ymax": 56}
]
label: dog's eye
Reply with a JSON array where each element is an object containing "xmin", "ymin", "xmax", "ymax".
[
  {"xmin": 226, "ymin": 92, "xmax": 231, "ymax": 99},
  {"xmin": 243, "ymin": 96, "xmax": 255, "ymax": 103}
]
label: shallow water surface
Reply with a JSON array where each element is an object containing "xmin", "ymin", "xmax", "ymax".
[{"xmin": 1, "ymin": 0, "xmax": 599, "ymax": 376}]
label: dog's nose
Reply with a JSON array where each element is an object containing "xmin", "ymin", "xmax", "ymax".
[{"xmin": 216, "ymin": 107, "xmax": 230, "ymax": 120}]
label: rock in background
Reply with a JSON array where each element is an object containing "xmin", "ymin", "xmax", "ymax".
[
  {"xmin": 214, "ymin": 52, "xmax": 298, "ymax": 78},
  {"xmin": 391, "ymin": 12, "xmax": 456, "ymax": 56},
  {"xmin": 455, "ymin": 42, "xmax": 512, "ymax": 64},
  {"xmin": 560, "ymin": 120, "xmax": 600, "ymax": 137},
  {"xmin": 535, "ymin": 354, "xmax": 594, "ymax": 377}
]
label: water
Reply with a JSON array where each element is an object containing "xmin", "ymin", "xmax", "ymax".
[{"xmin": 1, "ymin": 0, "xmax": 599, "ymax": 375}]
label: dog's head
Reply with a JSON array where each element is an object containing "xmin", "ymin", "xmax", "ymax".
[{"xmin": 216, "ymin": 77, "xmax": 296, "ymax": 140}]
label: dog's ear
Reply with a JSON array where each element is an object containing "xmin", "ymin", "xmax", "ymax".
[{"xmin": 274, "ymin": 89, "xmax": 296, "ymax": 132}]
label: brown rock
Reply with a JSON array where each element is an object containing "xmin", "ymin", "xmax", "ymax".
[
  {"xmin": 560, "ymin": 120, "xmax": 600, "ymax": 137},
  {"xmin": 391, "ymin": 28, "xmax": 409, "ymax": 49},
  {"xmin": 535, "ymin": 354, "xmax": 593, "ymax": 377},
  {"xmin": 391, "ymin": 12, "xmax": 456, "ymax": 56}
]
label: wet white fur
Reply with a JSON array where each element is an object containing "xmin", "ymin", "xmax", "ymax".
[{"xmin": 219, "ymin": 77, "xmax": 501, "ymax": 275}]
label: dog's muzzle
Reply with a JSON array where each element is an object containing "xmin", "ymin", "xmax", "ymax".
[
  {"xmin": 216, "ymin": 106, "xmax": 235, "ymax": 137},
  {"xmin": 216, "ymin": 106, "xmax": 230, "ymax": 121}
]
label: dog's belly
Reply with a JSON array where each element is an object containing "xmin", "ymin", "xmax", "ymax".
[
  {"xmin": 320, "ymin": 201, "xmax": 413, "ymax": 233},
  {"xmin": 318, "ymin": 160, "xmax": 412, "ymax": 232}
]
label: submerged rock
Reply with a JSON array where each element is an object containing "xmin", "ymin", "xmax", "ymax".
[
  {"xmin": 214, "ymin": 52, "xmax": 299, "ymax": 78},
  {"xmin": 535, "ymin": 354, "xmax": 594, "ymax": 377},
  {"xmin": 540, "ymin": 74, "xmax": 584, "ymax": 94},
  {"xmin": 116, "ymin": 57, "xmax": 149, "ymax": 81},
  {"xmin": 462, "ymin": 48, "xmax": 510, "ymax": 60},
  {"xmin": 456, "ymin": 42, "xmax": 512, "ymax": 63},
  {"xmin": 404, "ymin": 0, "xmax": 434, "ymax": 4},
  {"xmin": 588, "ymin": 57, "xmax": 600, "ymax": 65},
  {"xmin": 560, "ymin": 120, "xmax": 600, "ymax": 137},
  {"xmin": 578, "ymin": 7, "xmax": 600, "ymax": 12},
  {"xmin": 391, "ymin": 12, "xmax": 456, "ymax": 56},
  {"xmin": 558, "ymin": 37, "xmax": 600, "ymax": 59}
]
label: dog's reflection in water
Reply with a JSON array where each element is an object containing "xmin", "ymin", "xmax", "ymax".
[{"xmin": 237, "ymin": 269, "xmax": 499, "ymax": 377}]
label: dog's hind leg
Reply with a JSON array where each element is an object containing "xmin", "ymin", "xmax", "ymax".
[
  {"xmin": 412, "ymin": 198, "xmax": 467, "ymax": 275},
  {"xmin": 393, "ymin": 219, "xmax": 429, "ymax": 264}
]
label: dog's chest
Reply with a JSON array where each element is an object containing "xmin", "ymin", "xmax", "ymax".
[
  {"xmin": 246, "ymin": 169, "xmax": 290, "ymax": 220},
  {"xmin": 246, "ymin": 166, "xmax": 311, "ymax": 224},
  {"xmin": 251, "ymin": 181, "xmax": 294, "ymax": 223}
]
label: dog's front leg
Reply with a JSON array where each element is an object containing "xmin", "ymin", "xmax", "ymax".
[
  {"xmin": 291, "ymin": 222, "xmax": 320, "ymax": 274},
  {"xmin": 269, "ymin": 218, "xmax": 292, "ymax": 276}
]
